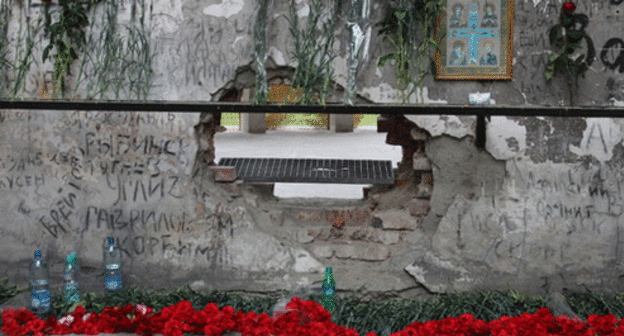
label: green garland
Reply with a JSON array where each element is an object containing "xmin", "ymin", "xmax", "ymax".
[
  {"xmin": 1, "ymin": 0, "xmax": 41, "ymax": 99},
  {"xmin": 287, "ymin": 0, "xmax": 341, "ymax": 105},
  {"xmin": 41, "ymin": 0, "xmax": 104, "ymax": 98},
  {"xmin": 376, "ymin": 0, "xmax": 444, "ymax": 104}
]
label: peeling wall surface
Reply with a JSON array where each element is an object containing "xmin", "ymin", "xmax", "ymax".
[{"xmin": 2, "ymin": 0, "xmax": 624, "ymax": 300}]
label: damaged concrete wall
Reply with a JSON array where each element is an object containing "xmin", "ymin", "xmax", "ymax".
[
  {"xmin": 2, "ymin": 0, "xmax": 624, "ymax": 301},
  {"xmin": 0, "ymin": 110, "xmax": 334, "ymax": 298},
  {"xmin": 406, "ymin": 117, "xmax": 624, "ymax": 296}
]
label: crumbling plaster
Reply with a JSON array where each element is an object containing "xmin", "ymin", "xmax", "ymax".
[
  {"xmin": 408, "ymin": 115, "xmax": 624, "ymax": 295},
  {"xmin": 3, "ymin": 0, "xmax": 624, "ymax": 299}
]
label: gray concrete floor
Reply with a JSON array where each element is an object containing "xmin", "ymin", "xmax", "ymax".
[{"xmin": 214, "ymin": 127, "xmax": 403, "ymax": 199}]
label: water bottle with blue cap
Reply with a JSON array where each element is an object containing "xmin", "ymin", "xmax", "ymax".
[
  {"xmin": 103, "ymin": 237, "xmax": 123, "ymax": 294},
  {"xmin": 63, "ymin": 251, "xmax": 80, "ymax": 304},
  {"xmin": 30, "ymin": 249, "xmax": 51, "ymax": 319}
]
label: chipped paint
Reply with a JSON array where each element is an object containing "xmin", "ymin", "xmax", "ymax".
[
  {"xmin": 268, "ymin": 47, "xmax": 287, "ymax": 66},
  {"xmin": 486, "ymin": 117, "xmax": 528, "ymax": 160},
  {"xmin": 569, "ymin": 119, "xmax": 623, "ymax": 162},
  {"xmin": 362, "ymin": 26, "xmax": 372, "ymax": 61},
  {"xmin": 515, "ymin": 118, "xmax": 587, "ymax": 164},
  {"xmin": 403, "ymin": 88, "xmax": 477, "ymax": 139},
  {"xmin": 415, "ymin": 87, "xmax": 448, "ymax": 105},
  {"xmin": 362, "ymin": 83, "xmax": 448, "ymax": 105},
  {"xmin": 610, "ymin": 98, "xmax": 624, "ymax": 106},
  {"xmin": 296, "ymin": 4, "xmax": 310, "ymax": 17},
  {"xmin": 233, "ymin": 36, "xmax": 245, "ymax": 48},
  {"xmin": 407, "ymin": 114, "xmax": 472, "ymax": 138},
  {"xmin": 203, "ymin": 0, "xmax": 244, "ymax": 18}
]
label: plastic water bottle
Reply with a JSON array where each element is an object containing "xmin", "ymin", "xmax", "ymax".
[
  {"xmin": 29, "ymin": 250, "xmax": 51, "ymax": 319},
  {"xmin": 63, "ymin": 251, "xmax": 80, "ymax": 304},
  {"xmin": 321, "ymin": 267, "xmax": 336, "ymax": 313},
  {"xmin": 103, "ymin": 237, "xmax": 123, "ymax": 294}
]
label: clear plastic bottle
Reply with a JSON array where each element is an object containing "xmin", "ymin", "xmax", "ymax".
[
  {"xmin": 63, "ymin": 251, "xmax": 80, "ymax": 304},
  {"xmin": 103, "ymin": 237, "xmax": 123, "ymax": 294},
  {"xmin": 29, "ymin": 250, "xmax": 51, "ymax": 319}
]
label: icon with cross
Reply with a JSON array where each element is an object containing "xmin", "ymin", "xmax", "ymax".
[{"xmin": 448, "ymin": 0, "xmax": 499, "ymax": 66}]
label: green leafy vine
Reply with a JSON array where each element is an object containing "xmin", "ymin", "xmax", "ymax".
[
  {"xmin": 41, "ymin": 0, "xmax": 104, "ymax": 98},
  {"xmin": 286, "ymin": 0, "xmax": 341, "ymax": 105},
  {"xmin": 77, "ymin": 0, "xmax": 153, "ymax": 100},
  {"xmin": 376, "ymin": 0, "xmax": 445, "ymax": 104},
  {"xmin": 1, "ymin": 0, "xmax": 42, "ymax": 99}
]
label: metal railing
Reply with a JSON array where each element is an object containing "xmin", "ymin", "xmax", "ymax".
[
  {"xmin": 1, "ymin": 100, "xmax": 623, "ymax": 116},
  {"xmin": 1, "ymin": 100, "xmax": 623, "ymax": 148}
]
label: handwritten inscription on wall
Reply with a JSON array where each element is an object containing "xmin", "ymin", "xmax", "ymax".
[{"xmin": 0, "ymin": 109, "xmax": 201, "ymax": 266}]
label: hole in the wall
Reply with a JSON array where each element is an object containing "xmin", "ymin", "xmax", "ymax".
[
  {"xmin": 210, "ymin": 68, "xmax": 422, "ymax": 200},
  {"xmin": 215, "ymin": 128, "xmax": 404, "ymax": 199},
  {"xmin": 266, "ymin": 83, "xmax": 329, "ymax": 130},
  {"xmin": 219, "ymin": 87, "xmax": 241, "ymax": 102},
  {"xmin": 217, "ymin": 87, "xmax": 242, "ymax": 132}
]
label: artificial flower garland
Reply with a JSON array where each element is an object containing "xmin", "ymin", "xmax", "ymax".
[{"xmin": 3, "ymin": 297, "xmax": 624, "ymax": 336}]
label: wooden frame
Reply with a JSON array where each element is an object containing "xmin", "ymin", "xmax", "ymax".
[{"xmin": 435, "ymin": 0, "xmax": 514, "ymax": 80}]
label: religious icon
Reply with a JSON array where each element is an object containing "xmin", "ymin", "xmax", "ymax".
[
  {"xmin": 481, "ymin": 3, "xmax": 498, "ymax": 28},
  {"xmin": 449, "ymin": 4, "xmax": 468, "ymax": 28},
  {"xmin": 468, "ymin": 0, "xmax": 479, "ymax": 28},
  {"xmin": 435, "ymin": 0, "xmax": 514, "ymax": 79},
  {"xmin": 479, "ymin": 41, "xmax": 498, "ymax": 66},
  {"xmin": 449, "ymin": 41, "xmax": 468, "ymax": 66}
]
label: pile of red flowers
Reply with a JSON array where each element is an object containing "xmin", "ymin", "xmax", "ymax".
[
  {"xmin": 3, "ymin": 298, "xmax": 624, "ymax": 336},
  {"xmin": 1, "ymin": 298, "xmax": 363, "ymax": 336}
]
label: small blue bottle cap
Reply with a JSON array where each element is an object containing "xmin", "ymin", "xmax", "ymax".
[
  {"xmin": 34, "ymin": 250, "xmax": 41, "ymax": 259},
  {"xmin": 66, "ymin": 252, "xmax": 77, "ymax": 265},
  {"xmin": 107, "ymin": 237, "xmax": 114, "ymax": 245}
]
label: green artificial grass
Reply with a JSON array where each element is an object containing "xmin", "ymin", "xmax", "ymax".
[
  {"xmin": 2, "ymin": 277, "xmax": 624, "ymax": 336},
  {"xmin": 220, "ymin": 113, "xmax": 379, "ymax": 128}
]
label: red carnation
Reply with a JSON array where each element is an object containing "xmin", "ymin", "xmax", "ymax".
[{"xmin": 562, "ymin": 1, "xmax": 576, "ymax": 13}]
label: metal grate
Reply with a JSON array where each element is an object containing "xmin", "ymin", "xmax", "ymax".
[{"xmin": 218, "ymin": 158, "xmax": 395, "ymax": 184}]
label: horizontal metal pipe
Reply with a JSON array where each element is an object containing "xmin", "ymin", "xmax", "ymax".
[{"xmin": 1, "ymin": 100, "xmax": 623, "ymax": 117}]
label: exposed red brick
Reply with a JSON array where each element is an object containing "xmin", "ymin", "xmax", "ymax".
[
  {"xmin": 326, "ymin": 209, "xmax": 370, "ymax": 226},
  {"xmin": 210, "ymin": 166, "xmax": 237, "ymax": 182},
  {"xmin": 291, "ymin": 208, "xmax": 326, "ymax": 222}
]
